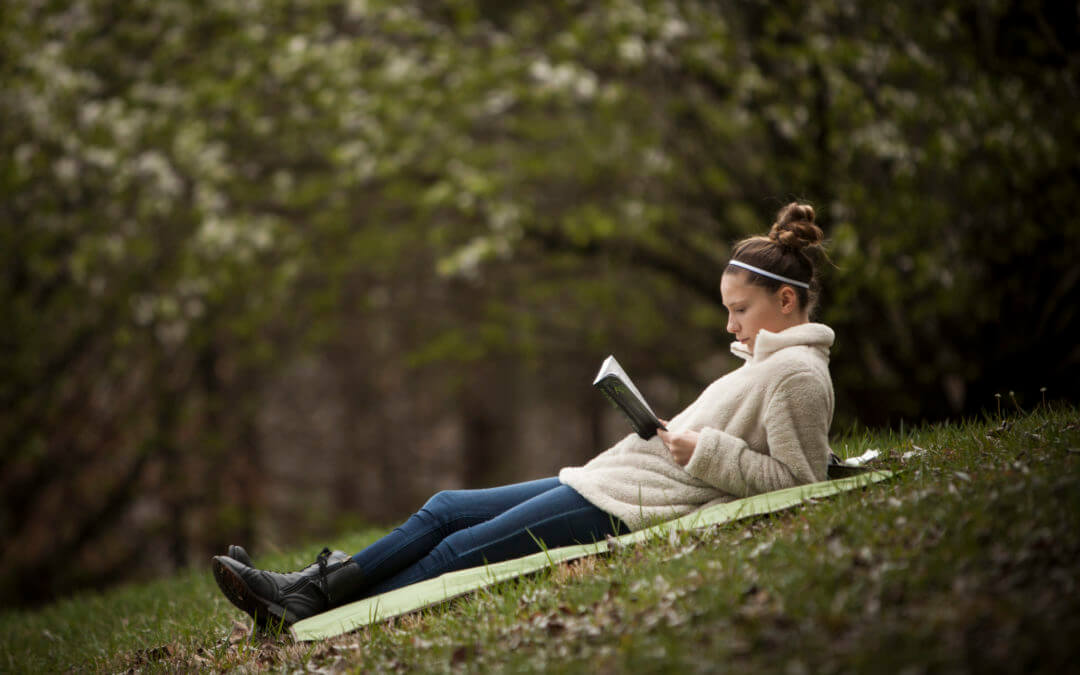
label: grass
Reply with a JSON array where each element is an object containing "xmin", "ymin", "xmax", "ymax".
[{"xmin": 2, "ymin": 404, "xmax": 1078, "ymax": 673}]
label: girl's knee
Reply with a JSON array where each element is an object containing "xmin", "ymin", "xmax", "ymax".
[{"xmin": 420, "ymin": 490, "xmax": 463, "ymax": 519}]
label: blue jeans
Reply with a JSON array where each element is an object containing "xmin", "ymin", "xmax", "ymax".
[{"xmin": 351, "ymin": 477, "xmax": 628, "ymax": 599}]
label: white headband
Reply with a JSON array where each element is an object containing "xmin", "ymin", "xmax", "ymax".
[{"xmin": 727, "ymin": 260, "xmax": 810, "ymax": 289}]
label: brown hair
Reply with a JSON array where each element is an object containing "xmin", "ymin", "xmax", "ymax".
[{"xmin": 726, "ymin": 202, "xmax": 826, "ymax": 313}]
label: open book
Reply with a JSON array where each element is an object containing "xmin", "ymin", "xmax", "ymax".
[{"xmin": 592, "ymin": 355, "xmax": 667, "ymax": 439}]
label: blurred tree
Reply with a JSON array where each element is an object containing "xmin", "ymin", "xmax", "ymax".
[{"xmin": 427, "ymin": 0, "xmax": 1080, "ymax": 423}]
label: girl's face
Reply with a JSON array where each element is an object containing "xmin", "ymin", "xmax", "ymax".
[{"xmin": 720, "ymin": 272, "xmax": 804, "ymax": 354}]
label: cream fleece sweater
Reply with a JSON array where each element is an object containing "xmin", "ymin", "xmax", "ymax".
[{"xmin": 559, "ymin": 323, "xmax": 835, "ymax": 530}]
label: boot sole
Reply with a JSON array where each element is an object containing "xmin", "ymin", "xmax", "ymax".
[{"xmin": 211, "ymin": 557, "xmax": 299, "ymax": 630}]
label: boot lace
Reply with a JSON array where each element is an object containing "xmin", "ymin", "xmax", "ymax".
[{"xmin": 314, "ymin": 547, "xmax": 332, "ymax": 597}]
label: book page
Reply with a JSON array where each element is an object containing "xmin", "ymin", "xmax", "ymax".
[{"xmin": 593, "ymin": 355, "xmax": 662, "ymax": 420}]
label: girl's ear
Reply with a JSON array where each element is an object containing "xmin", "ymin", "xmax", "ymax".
[{"xmin": 778, "ymin": 285, "xmax": 799, "ymax": 314}]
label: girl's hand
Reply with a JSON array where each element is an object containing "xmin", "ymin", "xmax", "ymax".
[{"xmin": 656, "ymin": 419, "xmax": 698, "ymax": 466}]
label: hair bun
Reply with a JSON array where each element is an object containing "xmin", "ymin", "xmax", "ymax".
[{"xmin": 768, "ymin": 202, "xmax": 823, "ymax": 251}]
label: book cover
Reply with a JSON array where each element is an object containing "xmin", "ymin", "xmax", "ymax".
[{"xmin": 592, "ymin": 355, "xmax": 666, "ymax": 439}]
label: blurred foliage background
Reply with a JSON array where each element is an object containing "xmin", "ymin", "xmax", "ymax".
[{"xmin": 2, "ymin": 0, "xmax": 1077, "ymax": 607}]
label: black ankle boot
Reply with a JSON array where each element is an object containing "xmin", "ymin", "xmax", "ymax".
[
  {"xmin": 212, "ymin": 548, "xmax": 366, "ymax": 628},
  {"xmin": 224, "ymin": 545, "xmax": 349, "ymax": 573}
]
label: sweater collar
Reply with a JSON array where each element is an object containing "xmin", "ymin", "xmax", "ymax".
[{"xmin": 730, "ymin": 322, "xmax": 834, "ymax": 364}]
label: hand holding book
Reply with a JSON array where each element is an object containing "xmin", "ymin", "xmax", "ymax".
[{"xmin": 655, "ymin": 419, "xmax": 697, "ymax": 466}]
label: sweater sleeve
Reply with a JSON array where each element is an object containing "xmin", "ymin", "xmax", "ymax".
[{"xmin": 683, "ymin": 371, "xmax": 831, "ymax": 497}]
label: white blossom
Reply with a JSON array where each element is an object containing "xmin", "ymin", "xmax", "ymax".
[
  {"xmin": 53, "ymin": 157, "xmax": 78, "ymax": 183},
  {"xmin": 618, "ymin": 37, "xmax": 646, "ymax": 65}
]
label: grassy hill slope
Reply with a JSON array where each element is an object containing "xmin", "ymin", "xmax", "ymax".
[{"xmin": 2, "ymin": 405, "xmax": 1078, "ymax": 672}]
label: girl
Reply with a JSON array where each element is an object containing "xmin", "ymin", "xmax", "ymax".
[{"xmin": 213, "ymin": 202, "xmax": 834, "ymax": 628}]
